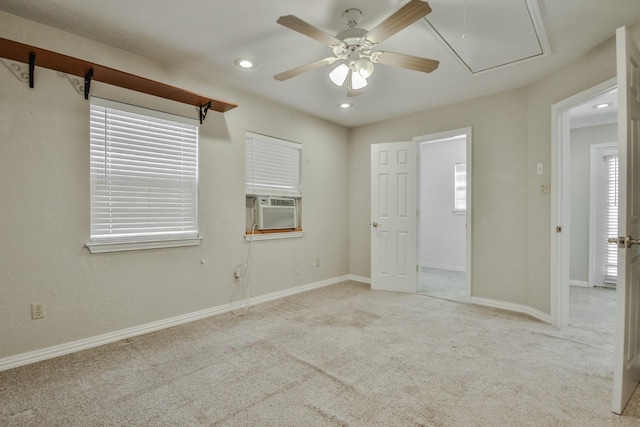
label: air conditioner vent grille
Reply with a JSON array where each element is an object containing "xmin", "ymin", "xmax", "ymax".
[
  {"xmin": 257, "ymin": 197, "xmax": 297, "ymax": 230},
  {"xmin": 270, "ymin": 198, "xmax": 295, "ymax": 207}
]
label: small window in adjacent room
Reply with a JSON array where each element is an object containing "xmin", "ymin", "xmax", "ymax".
[
  {"xmin": 245, "ymin": 131, "xmax": 302, "ymax": 237},
  {"xmin": 87, "ymin": 97, "xmax": 201, "ymax": 253},
  {"xmin": 604, "ymin": 154, "xmax": 618, "ymax": 284},
  {"xmin": 454, "ymin": 163, "xmax": 467, "ymax": 213}
]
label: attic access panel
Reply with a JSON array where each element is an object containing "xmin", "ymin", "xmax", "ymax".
[{"xmin": 424, "ymin": 0, "xmax": 549, "ymax": 74}]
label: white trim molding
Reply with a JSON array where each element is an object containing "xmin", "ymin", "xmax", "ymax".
[
  {"xmin": 243, "ymin": 231, "xmax": 304, "ymax": 242},
  {"xmin": 86, "ymin": 237, "xmax": 202, "ymax": 254},
  {"xmin": 471, "ymin": 297, "xmax": 552, "ymax": 324},
  {"xmin": 0, "ymin": 275, "xmax": 350, "ymax": 372},
  {"xmin": 569, "ymin": 280, "xmax": 591, "ymax": 288},
  {"xmin": 550, "ymin": 77, "xmax": 617, "ymax": 327},
  {"xmin": 420, "ymin": 263, "xmax": 466, "ymax": 272},
  {"xmin": 348, "ymin": 274, "xmax": 372, "ymax": 284}
]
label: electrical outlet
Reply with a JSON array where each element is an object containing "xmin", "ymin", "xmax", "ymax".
[
  {"xmin": 234, "ymin": 265, "xmax": 244, "ymax": 282},
  {"xmin": 540, "ymin": 183, "xmax": 550, "ymax": 194},
  {"xmin": 31, "ymin": 303, "xmax": 45, "ymax": 319}
]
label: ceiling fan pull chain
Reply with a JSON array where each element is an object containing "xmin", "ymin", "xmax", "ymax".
[{"xmin": 462, "ymin": 0, "xmax": 467, "ymax": 39}]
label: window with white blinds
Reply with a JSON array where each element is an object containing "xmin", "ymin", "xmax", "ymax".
[
  {"xmin": 245, "ymin": 131, "xmax": 301, "ymax": 197},
  {"xmin": 89, "ymin": 97, "xmax": 199, "ymax": 249},
  {"xmin": 604, "ymin": 154, "xmax": 619, "ymax": 283},
  {"xmin": 454, "ymin": 163, "xmax": 467, "ymax": 211}
]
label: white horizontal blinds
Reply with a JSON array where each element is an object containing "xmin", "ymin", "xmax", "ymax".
[
  {"xmin": 90, "ymin": 98, "xmax": 199, "ymax": 243},
  {"xmin": 454, "ymin": 163, "xmax": 467, "ymax": 210},
  {"xmin": 605, "ymin": 154, "xmax": 619, "ymax": 283},
  {"xmin": 245, "ymin": 131, "xmax": 301, "ymax": 197}
]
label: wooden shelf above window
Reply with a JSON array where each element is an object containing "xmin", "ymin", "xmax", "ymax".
[{"xmin": 0, "ymin": 37, "xmax": 237, "ymax": 115}]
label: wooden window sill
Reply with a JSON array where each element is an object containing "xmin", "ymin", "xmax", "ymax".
[{"xmin": 243, "ymin": 229, "xmax": 304, "ymax": 241}]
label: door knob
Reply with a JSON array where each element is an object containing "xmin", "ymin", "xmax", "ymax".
[
  {"xmin": 608, "ymin": 236, "xmax": 640, "ymax": 248},
  {"xmin": 372, "ymin": 222, "xmax": 379, "ymax": 228},
  {"xmin": 626, "ymin": 236, "xmax": 640, "ymax": 248}
]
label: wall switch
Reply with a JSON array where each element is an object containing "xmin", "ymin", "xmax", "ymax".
[
  {"xmin": 316, "ymin": 258, "xmax": 320, "ymax": 267},
  {"xmin": 536, "ymin": 163, "xmax": 543, "ymax": 175},
  {"xmin": 540, "ymin": 183, "xmax": 550, "ymax": 194},
  {"xmin": 31, "ymin": 302, "xmax": 45, "ymax": 319}
]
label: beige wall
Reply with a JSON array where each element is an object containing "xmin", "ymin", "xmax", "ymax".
[
  {"xmin": 350, "ymin": 88, "xmax": 530, "ymax": 304},
  {"xmin": 349, "ymin": 31, "xmax": 634, "ymax": 314},
  {"xmin": 3, "ymin": 10, "xmax": 640, "ymax": 363},
  {"xmin": 0, "ymin": 12, "xmax": 350, "ymax": 359}
]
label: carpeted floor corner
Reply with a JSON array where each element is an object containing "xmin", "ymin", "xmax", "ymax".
[{"xmin": 2, "ymin": 281, "xmax": 640, "ymax": 426}]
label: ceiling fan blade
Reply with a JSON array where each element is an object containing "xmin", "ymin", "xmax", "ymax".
[
  {"xmin": 277, "ymin": 15, "xmax": 342, "ymax": 46},
  {"xmin": 364, "ymin": 0, "xmax": 432, "ymax": 45},
  {"xmin": 372, "ymin": 51, "xmax": 439, "ymax": 73},
  {"xmin": 274, "ymin": 57, "xmax": 337, "ymax": 81}
]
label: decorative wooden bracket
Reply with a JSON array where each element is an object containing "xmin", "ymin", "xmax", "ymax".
[
  {"xmin": 28, "ymin": 52, "xmax": 35, "ymax": 88},
  {"xmin": 84, "ymin": 68, "xmax": 94, "ymax": 100},
  {"xmin": 199, "ymin": 101, "xmax": 212, "ymax": 124},
  {"xmin": 0, "ymin": 37, "xmax": 238, "ymax": 121}
]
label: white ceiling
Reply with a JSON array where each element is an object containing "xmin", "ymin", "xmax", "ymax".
[
  {"xmin": 569, "ymin": 88, "xmax": 618, "ymax": 129},
  {"xmin": 1, "ymin": 0, "xmax": 640, "ymax": 128}
]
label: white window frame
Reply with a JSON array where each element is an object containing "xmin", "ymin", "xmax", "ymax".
[
  {"xmin": 454, "ymin": 162, "xmax": 467, "ymax": 213},
  {"xmin": 86, "ymin": 97, "xmax": 201, "ymax": 253},
  {"xmin": 245, "ymin": 131, "xmax": 301, "ymax": 197},
  {"xmin": 245, "ymin": 131, "xmax": 303, "ymax": 240}
]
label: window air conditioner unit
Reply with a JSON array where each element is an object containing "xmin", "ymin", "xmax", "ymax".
[{"xmin": 256, "ymin": 197, "xmax": 297, "ymax": 230}]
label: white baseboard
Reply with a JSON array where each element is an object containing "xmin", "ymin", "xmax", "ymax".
[
  {"xmin": 348, "ymin": 274, "xmax": 371, "ymax": 284},
  {"xmin": 0, "ymin": 275, "xmax": 349, "ymax": 372},
  {"xmin": 421, "ymin": 263, "xmax": 466, "ymax": 272},
  {"xmin": 471, "ymin": 296, "xmax": 552, "ymax": 324},
  {"xmin": 569, "ymin": 280, "xmax": 591, "ymax": 287}
]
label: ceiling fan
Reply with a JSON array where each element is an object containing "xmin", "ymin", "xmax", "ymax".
[{"xmin": 273, "ymin": 0, "xmax": 439, "ymax": 97}]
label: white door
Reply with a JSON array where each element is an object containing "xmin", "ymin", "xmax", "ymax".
[
  {"xmin": 371, "ymin": 141, "xmax": 418, "ymax": 292},
  {"xmin": 612, "ymin": 26, "xmax": 640, "ymax": 414}
]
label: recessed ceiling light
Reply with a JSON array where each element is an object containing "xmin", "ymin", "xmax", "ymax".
[
  {"xmin": 593, "ymin": 103, "xmax": 612, "ymax": 109},
  {"xmin": 339, "ymin": 103, "xmax": 352, "ymax": 109},
  {"xmin": 235, "ymin": 58, "xmax": 256, "ymax": 69}
]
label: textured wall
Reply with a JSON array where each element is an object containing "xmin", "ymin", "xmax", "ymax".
[
  {"xmin": 349, "ymin": 32, "xmax": 635, "ymax": 314},
  {"xmin": 0, "ymin": 12, "xmax": 350, "ymax": 359},
  {"xmin": 419, "ymin": 138, "xmax": 467, "ymax": 270}
]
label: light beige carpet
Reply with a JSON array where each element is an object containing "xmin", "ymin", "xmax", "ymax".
[
  {"xmin": 2, "ymin": 281, "xmax": 640, "ymax": 426},
  {"xmin": 419, "ymin": 267, "xmax": 466, "ymax": 302}
]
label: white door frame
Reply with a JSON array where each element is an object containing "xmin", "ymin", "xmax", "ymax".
[
  {"xmin": 414, "ymin": 127, "xmax": 473, "ymax": 301},
  {"xmin": 550, "ymin": 77, "xmax": 617, "ymax": 327}
]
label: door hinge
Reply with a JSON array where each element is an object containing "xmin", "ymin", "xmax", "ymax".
[
  {"xmin": 556, "ymin": 226, "xmax": 562, "ymax": 233},
  {"xmin": 416, "ymin": 264, "xmax": 419, "ymax": 273}
]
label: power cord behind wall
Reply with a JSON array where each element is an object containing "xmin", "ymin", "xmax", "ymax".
[{"xmin": 231, "ymin": 223, "xmax": 257, "ymax": 316}]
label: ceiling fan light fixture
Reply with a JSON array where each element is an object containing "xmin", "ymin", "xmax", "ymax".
[
  {"xmin": 351, "ymin": 71, "xmax": 368, "ymax": 90},
  {"xmin": 329, "ymin": 63, "xmax": 349, "ymax": 86},
  {"xmin": 332, "ymin": 45, "xmax": 346, "ymax": 57},
  {"xmin": 355, "ymin": 58, "xmax": 375, "ymax": 78}
]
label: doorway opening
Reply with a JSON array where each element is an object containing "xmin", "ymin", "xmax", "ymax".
[
  {"xmin": 551, "ymin": 78, "xmax": 617, "ymax": 329},
  {"xmin": 415, "ymin": 128, "xmax": 472, "ymax": 302}
]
